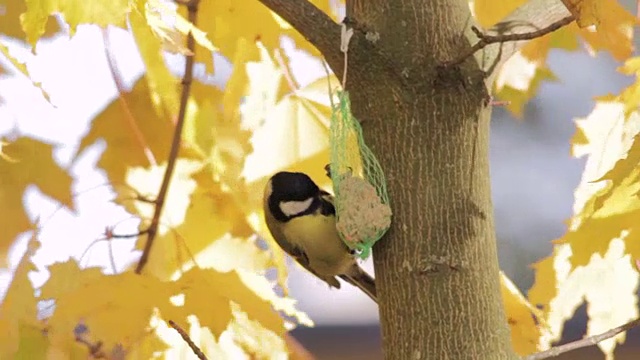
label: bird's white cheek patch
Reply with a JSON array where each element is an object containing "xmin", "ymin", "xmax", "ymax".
[{"xmin": 280, "ymin": 198, "xmax": 314, "ymax": 217}]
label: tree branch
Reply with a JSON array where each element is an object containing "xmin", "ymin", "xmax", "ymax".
[
  {"xmin": 445, "ymin": 15, "xmax": 574, "ymax": 67},
  {"xmin": 523, "ymin": 317, "xmax": 640, "ymax": 360},
  {"xmin": 134, "ymin": 0, "xmax": 199, "ymax": 274},
  {"xmin": 460, "ymin": 0, "xmax": 572, "ymax": 73},
  {"xmin": 255, "ymin": 0, "xmax": 342, "ymax": 70},
  {"xmin": 168, "ymin": 320, "xmax": 208, "ymax": 360}
]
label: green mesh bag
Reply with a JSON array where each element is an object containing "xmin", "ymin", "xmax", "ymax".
[{"xmin": 328, "ymin": 90, "xmax": 392, "ymax": 259}]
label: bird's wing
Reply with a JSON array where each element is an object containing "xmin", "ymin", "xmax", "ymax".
[{"xmin": 286, "ymin": 237, "xmax": 342, "ymax": 289}]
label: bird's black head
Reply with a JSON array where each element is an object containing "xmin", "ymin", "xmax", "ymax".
[
  {"xmin": 269, "ymin": 171, "xmax": 320, "ymax": 203},
  {"xmin": 267, "ymin": 171, "xmax": 322, "ymax": 222}
]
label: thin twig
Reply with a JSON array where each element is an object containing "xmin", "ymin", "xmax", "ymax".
[
  {"xmin": 134, "ymin": 0, "xmax": 199, "ymax": 274},
  {"xmin": 107, "ymin": 238, "xmax": 117, "ymax": 274},
  {"xmin": 78, "ymin": 226, "xmax": 147, "ymax": 269},
  {"xmin": 106, "ymin": 228, "xmax": 150, "ymax": 239},
  {"xmin": 102, "ymin": 28, "xmax": 157, "ymax": 166},
  {"xmin": 445, "ymin": 15, "xmax": 575, "ymax": 67},
  {"xmin": 168, "ymin": 320, "xmax": 208, "ymax": 360},
  {"xmin": 523, "ymin": 317, "xmax": 640, "ymax": 360}
]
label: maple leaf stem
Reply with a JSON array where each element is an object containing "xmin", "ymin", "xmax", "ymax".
[
  {"xmin": 255, "ymin": 0, "xmax": 342, "ymax": 73},
  {"xmin": 523, "ymin": 316, "xmax": 640, "ymax": 360},
  {"xmin": 75, "ymin": 336, "xmax": 106, "ymax": 358},
  {"xmin": 168, "ymin": 320, "xmax": 208, "ymax": 360},
  {"xmin": 274, "ymin": 49, "xmax": 300, "ymax": 93},
  {"xmin": 135, "ymin": 0, "xmax": 200, "ymax": 275},
  {"xmin": 445, "ymin": 15, "xmax": 575, "ymax": 67},
  {"xmin": 102, "ymin": 28, "xmax": 157, "ymax": 167}
]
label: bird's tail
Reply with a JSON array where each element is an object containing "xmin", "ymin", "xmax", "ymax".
[{"xmin": 340, "ymin": 265, "xmax": 377, "ymax": 304}]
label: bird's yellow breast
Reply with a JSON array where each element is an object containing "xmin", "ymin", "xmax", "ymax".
[{"xmin": 283, "ymin": 214, "xmax": 353, "ymax": 277}]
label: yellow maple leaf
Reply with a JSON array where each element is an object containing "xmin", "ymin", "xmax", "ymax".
[
  {"xmin": 40, "ymin": 260, "xmax": 104, "ymax": 299},
  {"xmin": 192, "ymin": 79, "xmax": 253, "ymax": 190},
  {"xmin": 227, "ymin": 302, "xmax": 289, "ymax": 359},
  {"xmin": 41, "ymin": 261, "xmax": 172, "ymax": 358},
  {"xmin": 0, "ymin": 41, "xmax": 52, "ymax": 102},
  {"xmin": 520, "ymin": 26, "xmax": 580, "ymax": 62},
  {"xmin": 124, "ymin": 328, "xmax": 169, "ymax": 360},
  {"xmin": 243, "ymin": 94, "xmax": 330, "ymax": 183},
  {"xmin": 227, "ymin": 41, "xmax": 284, "ymax": 193},
  {"xmin": 228, "ymin": 41, "xmax": 269, "ymax": 113},
  {"xmin": 473, "ymin": 0, "xmax": 527, "ymax": 28},
  {"xmin": 183, "ymin": 81, "xmax": 223, "ymax": 157},
  {"xmin": 128, "ymin": 162, "xmax": 254, "ymax": 280},
  {"xmin": 41, "ymin": 260, "xmax": 174, "ymax": 353},
  {"xmin": 553, "ymin": 103, "xmax": 640, "ymax": 267},
  {"xmin": 127, "ymin": 159, "xmax": 201, "ymax": 231},
  {"xmin": 178, "ymin": 0, "xmax": 338, "ymax": 73},
  {"xmin": 528, "ymin": 251, "xmax": 559, "ymax": 312},
  {"xmin": 562, "ymin": 0, "xmax": 600, "ymax": 27},
  {"xmin": 129, "ymin": 0, "xmax": 180, "ymax": 121},
  {"xmin": 0, "ymin": 138, "xmax": 73, "ymax": 266},
  {"xmin": 14, "ymin": 322, "xmax": 49, "ymax": 359},
  {"xmin": 0, "ymin": 235, "xmax": 40, "ymax": 358},
  {"xmin": 126, "ymin": 160, "xmax": 199, "ymax": 280},
  {"xmin": 20, "ymin": 0, "xmax": 131, "ymax": 47},
  {"xmin": 0, "ymin": 140, "xmax": 17, "ymax": 163},
  {"xmin": 143, "ymin": 0, "xmax": 216, "ymax": 55},
  {"xmin": 529, "ymin": 240, "xmax": 639, "ymax": 358},
  {"xmin": 529, "ymin": 101, "xmax": 640, "ymax": 358},
  {"xmin": 0, "ymin": 42, "xmax": 30, "ymax": 78},
  {"xmin": 73, "ymin": 77, "xmax": 173, "ymax": 185},
  {"xmin": 0, "ymin": 0, "xmax": 59, "ymax": 40},
  {"xmin": 237, "ymin": 271, "xmax": 313, "ymax": 328},
  {"xmin": 599, "ymin": 56, "xmax": 640, "ymax": 117},
  {"xmin": 165, "ymin": 267, "xmax": 285, "ymax": 339},
  {"xmin": 198, "ymin": 235, "xmax": 272, "ymax": 274},
  {"xmin": 574, "ymin": 0, "xmax": 637, "ymax": 61},
  {"xmin": 500, "ymin": 272, "xmax": 544, "ymax": 355}
]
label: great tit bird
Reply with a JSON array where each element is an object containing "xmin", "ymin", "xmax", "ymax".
[{"xmin": 263, "ymin": 171, "xmax": 377, "ymax": 303}]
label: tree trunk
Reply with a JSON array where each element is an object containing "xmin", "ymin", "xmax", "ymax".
[{"xmin": 343, "ymin": 1, "xmax": 517, "ymax": 359}]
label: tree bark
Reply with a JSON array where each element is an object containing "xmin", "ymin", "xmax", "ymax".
[{"xmin": 342, "ymin": 1, "xmax": 517, "ymax": 359}]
